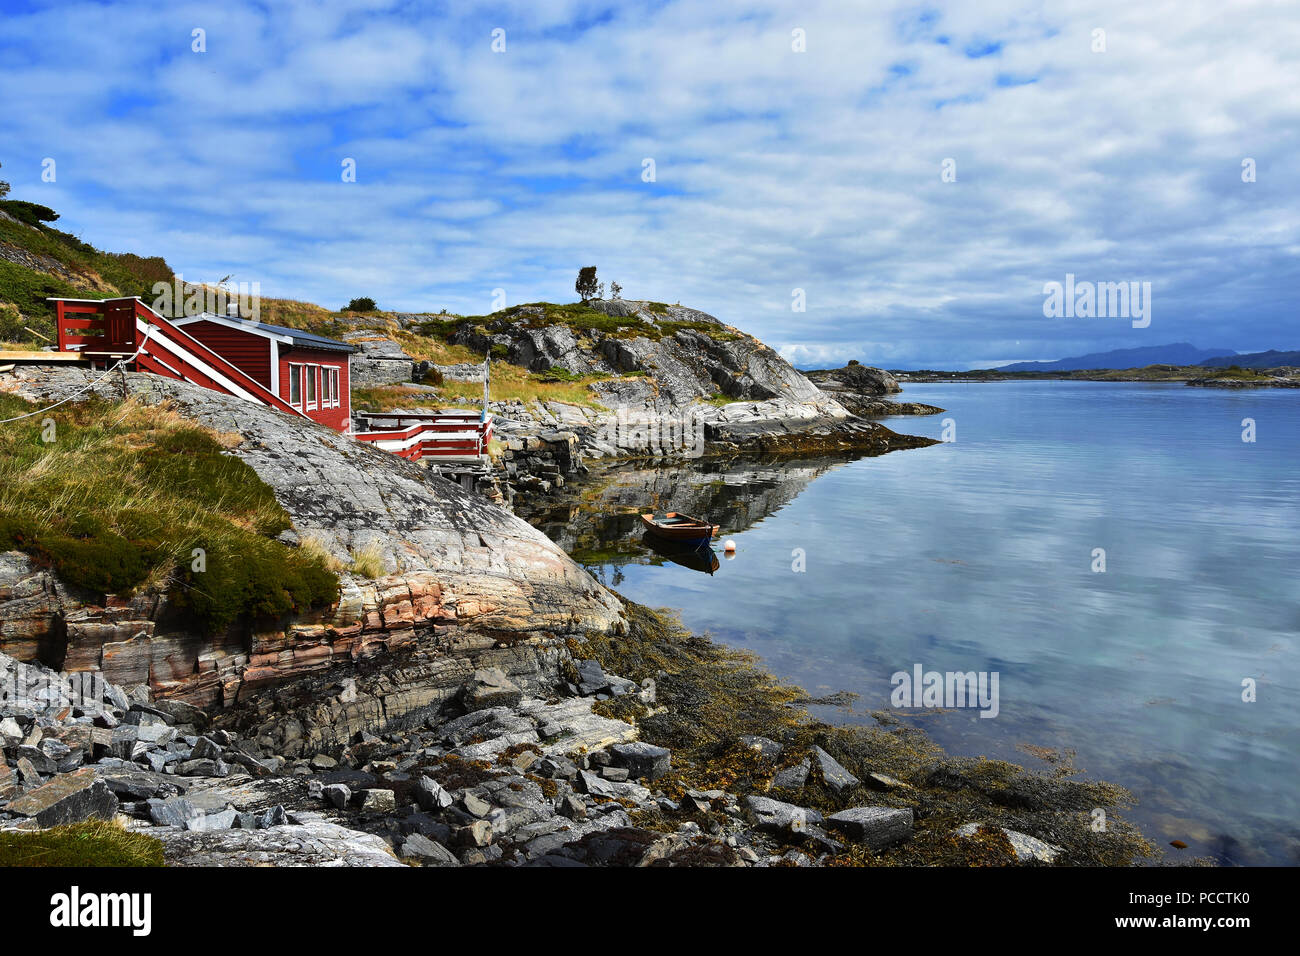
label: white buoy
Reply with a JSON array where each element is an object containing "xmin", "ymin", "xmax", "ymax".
[{"xmin": 723, "ymin": 539, "xmax": 736, "ymax": 553}]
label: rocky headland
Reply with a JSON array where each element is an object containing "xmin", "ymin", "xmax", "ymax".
[{"xmin": 346, "ymin": 301, "xmax": 940, "ymax": 464}]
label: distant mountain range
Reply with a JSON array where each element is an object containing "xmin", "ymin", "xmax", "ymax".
[
  {"xmin": 995, "ymin": 343, "xmax": 1236, "ymax": 372},
  {"xmin": 1200, "ymin": 349, "xmax": 1300, "ymax": 369}
]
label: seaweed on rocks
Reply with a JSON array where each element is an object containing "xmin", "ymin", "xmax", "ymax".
[{"xmin": 576, "ymin": 598, "xmax": 1160, "ymax": 867}]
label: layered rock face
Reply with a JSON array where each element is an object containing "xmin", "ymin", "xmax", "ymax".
[
  {"xmin": 806, "ymin": 362, "xmax": 902, "ymax": 395},
  {"xmin": 1, "ymin": 368, "xmax": 625, "ymax": 735},
  {"xmin": 344, "ymin": 333, "xmax": 417, "ymax": 387}
]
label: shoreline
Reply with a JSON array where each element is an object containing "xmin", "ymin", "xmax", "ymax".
[{"xmin": 0, "ymin": 601, "xmax": 1164, "ymax": 867}]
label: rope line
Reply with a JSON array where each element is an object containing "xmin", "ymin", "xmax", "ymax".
[{"xmin": 0, "ymin": 328, "xmax": 154, "ymax": 425}]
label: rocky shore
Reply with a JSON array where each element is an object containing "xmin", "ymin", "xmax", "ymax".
[
  {"xmin": 0, "ymin": 598, "xmax": 1158, "ymax": 867},
  {"xmin": 804, "ymin": 362, "xmax": 946, "ymax": 418}
]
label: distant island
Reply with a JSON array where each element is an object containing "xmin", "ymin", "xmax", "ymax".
[{"xmin": 857, "ymin": 343, "xmax": 1300, "ymax": 389}]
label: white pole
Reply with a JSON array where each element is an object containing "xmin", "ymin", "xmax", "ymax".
[{"xmin": 480, "ymin": 350, "xmax": 490, "ymax": 456}]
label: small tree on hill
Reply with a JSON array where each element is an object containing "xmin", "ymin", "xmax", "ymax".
[
  {"xmin": 0, "ymin": 201, "xmax": 59, "ymax": 227},
  {"xmin": 610, "ymin": 281, "xmax": 622, "ymax": 299},
  {"xmin": 345, "ymin": 297, "xmax": 377, "ymax": 312},
  {"xmin": 575, "ymin": 266, "xmax": 598, "ymax": 302},
  {"xmin": 0, "ymin": 161, "xmax": 9, "ymax": 199}
]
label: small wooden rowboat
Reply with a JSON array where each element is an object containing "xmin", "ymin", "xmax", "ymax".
[{"xmin": 640, "ymin": 512, "xmax": 719, "ymax": 547}]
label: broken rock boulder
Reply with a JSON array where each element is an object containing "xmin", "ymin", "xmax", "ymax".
[
  {"xmin": 6, "ymin": 768, "xmax": 119, "ymax": 827},
  {"xmin": 826, "ymin": 807, "xmax": 914, "ymax": 850},
  {"xmin": 608, "ymin": 742, "xmax": 671, "ymax": 781},
  {"xmin": 461, "ymin": 668, "xmax": 523, "ymax": 712}
]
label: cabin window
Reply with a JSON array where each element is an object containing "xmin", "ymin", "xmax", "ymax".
[
  {"xmin": 288, "ymin": 364, "xmax": 302, "ymax": 406},
  {"xmin": 330, "ymin": 367, "xmax": 341, "ymax": 407},
  {"xmin": 306, "ymin": 364, "xmax": 317, "ymax": 409}
]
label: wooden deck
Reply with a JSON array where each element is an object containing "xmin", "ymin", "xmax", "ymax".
[{"xmin": 0, "ymin": 351, "xmax": 90, "ymax": 362}]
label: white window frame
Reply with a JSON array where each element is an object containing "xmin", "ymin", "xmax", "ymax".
[
  {"xmin": 288, "ymin": 363, "xmax": 303, "ymax": 407},
  {"xmin": 306, "ymin": 363, "xmax": 318, "ymax": 410}
]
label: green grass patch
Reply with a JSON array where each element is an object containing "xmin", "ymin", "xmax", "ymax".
[
  {"xmin": 1189, "ymin": 365, "xmax": 1270, "ymax": 380},
  {"xmin": 0, "ymin": 394, "xmax": 338, "ymax": 633},
  {"xmin": 0, "ymin": 820, "xmax": 164, "ymax": 867},
  {"xmin": 414, "ymin": 316, "xmax": 472, "ymax": 341},
  {"xmin": 434, "ymin": 302, "xmax": 742, "ymax": 345},
  {"xmin": 0, "ymin": 214, "xmax": 173, "ymax": 303},
  {"xmin": 351, "ymin": 385, "xmax": 447, "ymax": 413}
]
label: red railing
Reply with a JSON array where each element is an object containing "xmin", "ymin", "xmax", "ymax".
[
  {"xmin": 354, "ymin": 414, "xmax": 494, "ymax": 462},
  {"xmin": 54, "ymin": 299, "xmax": 136, "ymax": 354},
  {"xmin": 128, "ymin": 299, "xmax": 305, "ymax": 418}
]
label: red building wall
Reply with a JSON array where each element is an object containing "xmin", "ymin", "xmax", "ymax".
[
  {"xmin": 178, "ymin": 320, "xmax": 351, "ymax": 432},
  {"xmin": 179, "ymin": 320, "xmax": 273, "ymax": 388},
  {"xmin": 277, "ymin": 347, "xmax": 351, "ymax": 432}
]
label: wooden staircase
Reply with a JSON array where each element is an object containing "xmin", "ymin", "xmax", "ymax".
[{"xmin": 53, "ymin": 297, "xmax": 306, "ymax": 418}]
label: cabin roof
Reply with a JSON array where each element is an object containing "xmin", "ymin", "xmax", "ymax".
[{"xmin": 175, "ymin": 313, "xmax": 355, "ymax": 354}]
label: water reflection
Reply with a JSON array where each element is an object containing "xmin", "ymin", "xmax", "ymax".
[{"xmin": 518, "ymin": 453, "xmax": 857, "ymax": 577}]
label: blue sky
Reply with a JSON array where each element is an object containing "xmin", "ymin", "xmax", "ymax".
[{"xmin": 1, "ymin": 0, "xmax": 1297, "ymax": 368}]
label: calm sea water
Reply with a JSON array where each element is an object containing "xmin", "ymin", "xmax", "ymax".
[{"xmin": 540, "ymin": 382, "xmax": 1300, "ymax": 865}]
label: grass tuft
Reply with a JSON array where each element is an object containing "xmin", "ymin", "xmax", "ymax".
[
  {"xmin": 0, "ymin": 819, "xmax": 164, "ymax": 867},
  {"xmin": 348, "ymin": 541, "xmax": 386, "ymax": 578}
]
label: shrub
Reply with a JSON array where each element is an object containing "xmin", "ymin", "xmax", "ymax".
[
  {"xmin": 0, "ymin": 200, "xmax": 60, "ymax": 227},
  {"xmin": 345, "ymin": 297, "xmax": 377, "ymax": 312},
  {"xmin": 0, "ymin": 301, "xmax": 26, "ymax": 341},
  {"xmin": 416, "ymin": 317, "xmax": 468, "ymax": 341},
  {"xmin": 108, "ymin": 253, "xmax": 173, "ymax": 288}
]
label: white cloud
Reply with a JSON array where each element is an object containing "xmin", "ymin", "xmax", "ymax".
[{"xmin": 0, "ymin": 0, "xmax": 1297, "ymax": 364}]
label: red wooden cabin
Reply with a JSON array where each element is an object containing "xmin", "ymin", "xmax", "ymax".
[
  {"xmin": 174, "ymin": 313, "xmax": 354, "ymax": 431},
  {"xmin": 43, "ymin": 296, "xmax": 493, "ymax": 464}
]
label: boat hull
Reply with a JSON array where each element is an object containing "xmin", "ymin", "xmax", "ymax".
[{"xmin": 640, "ymin": 512, "xmax": 719, "ymax": 548}]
